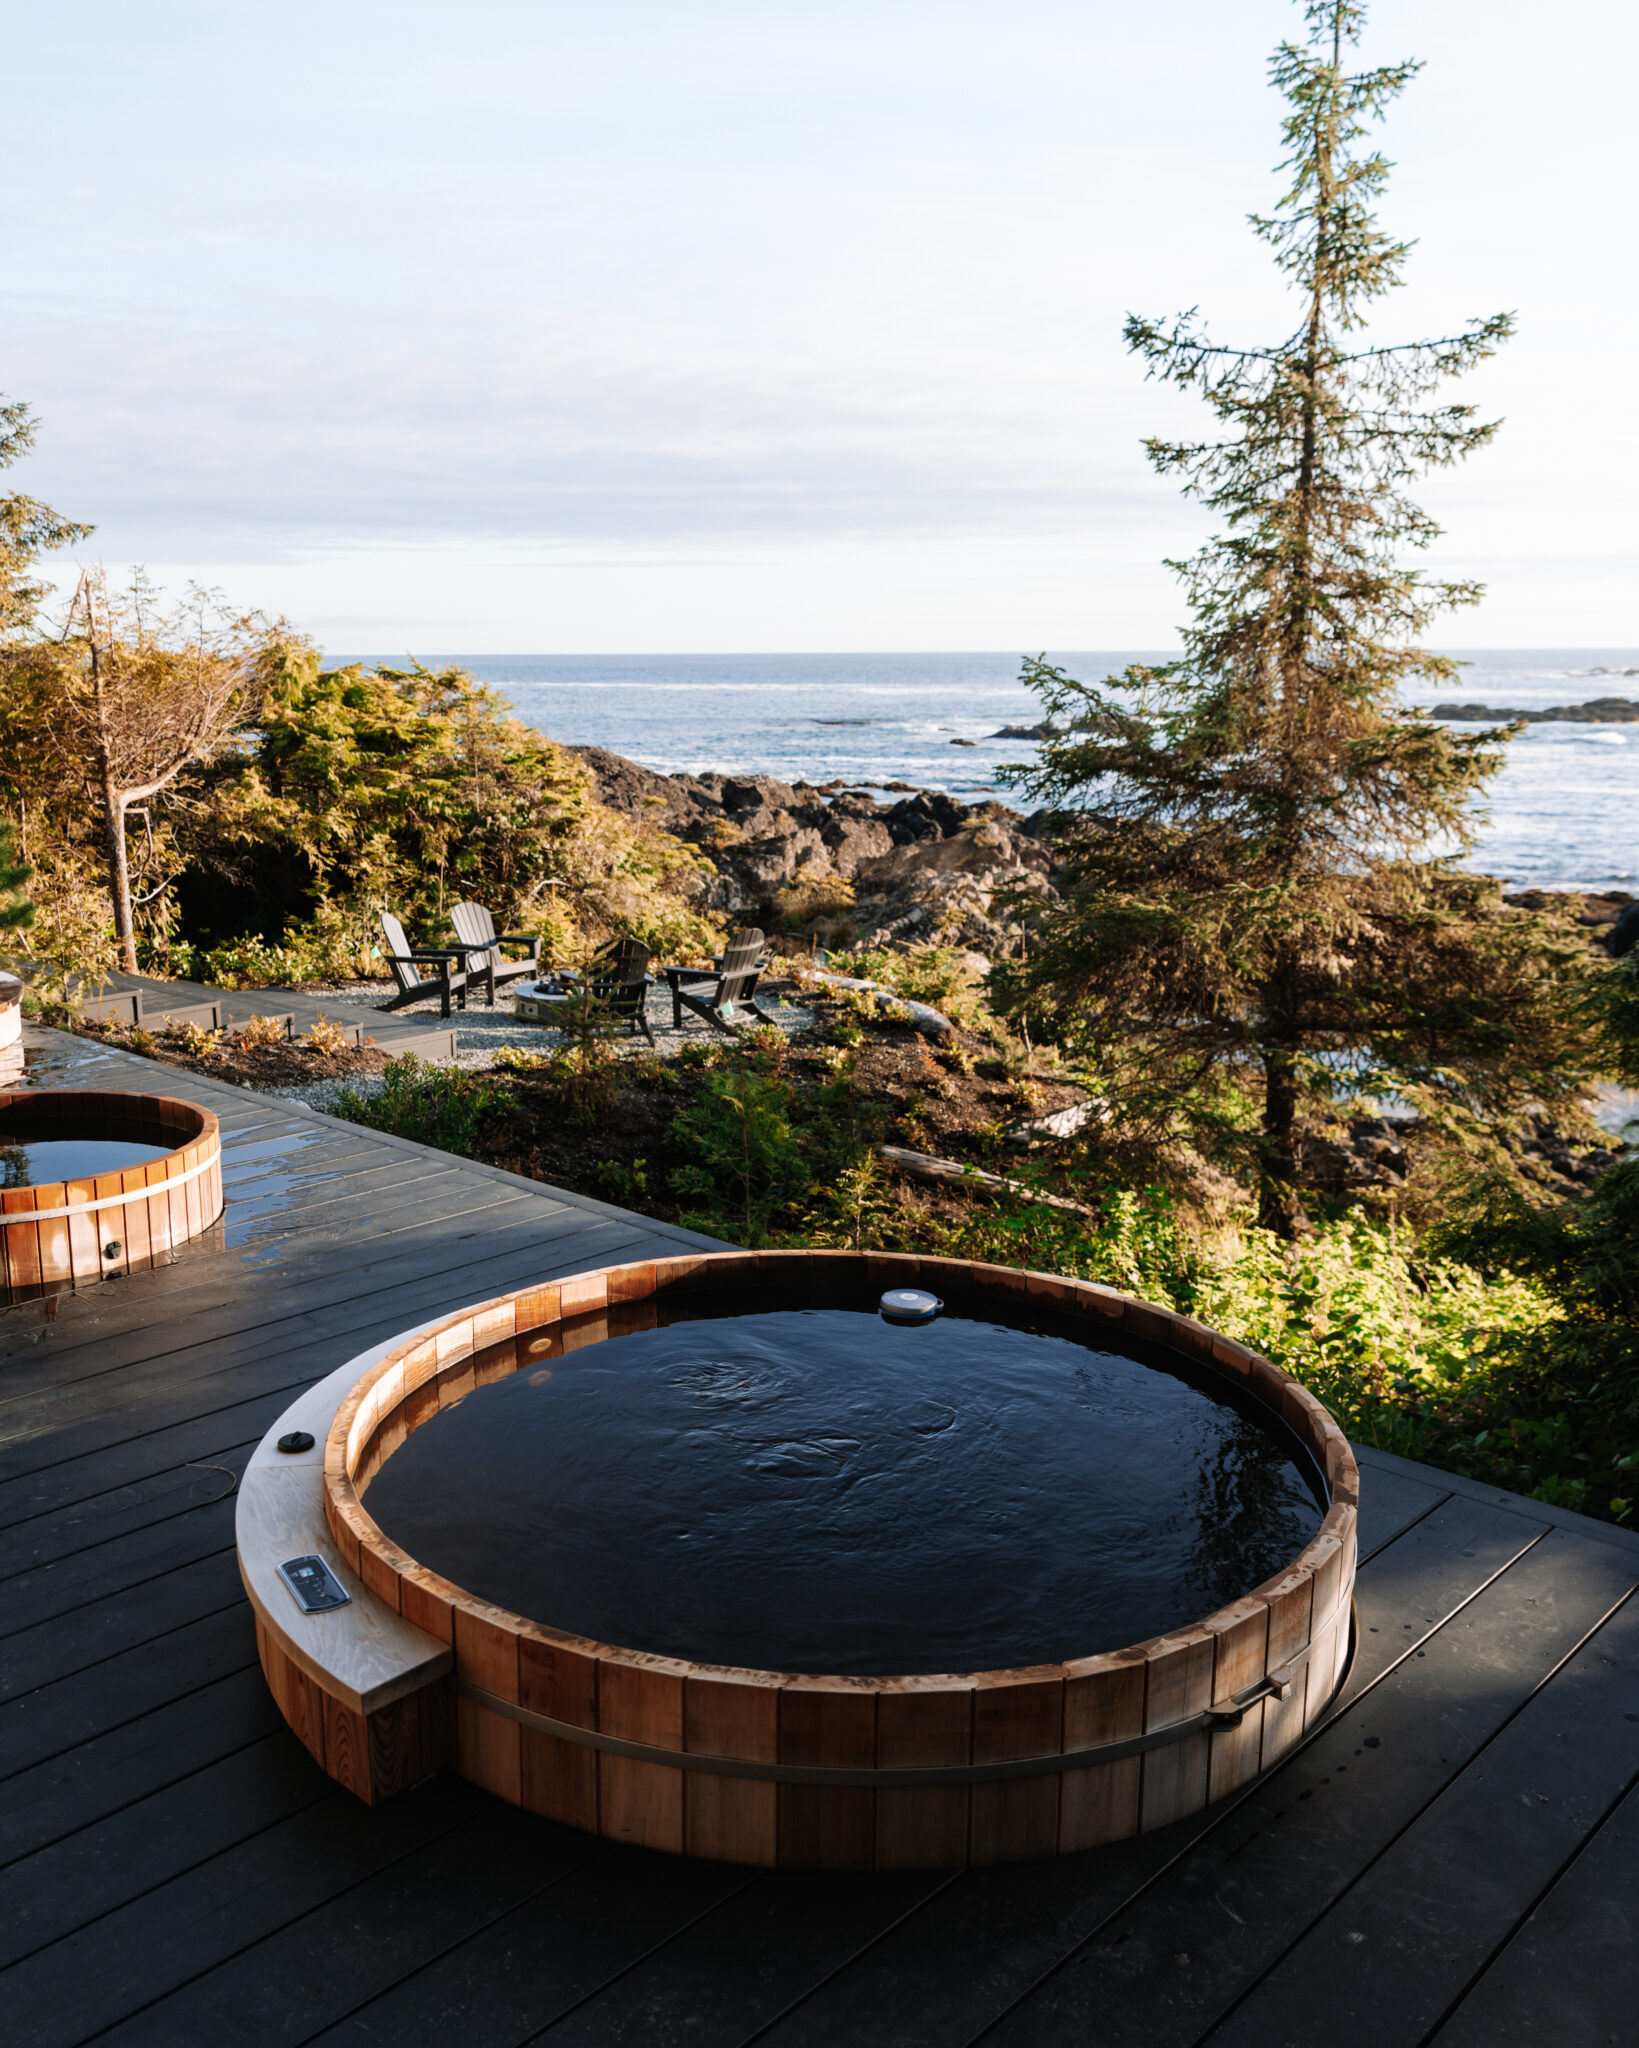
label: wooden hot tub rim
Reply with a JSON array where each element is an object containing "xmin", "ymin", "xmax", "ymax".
[
  {"xmin": 0, "ymin": 1087, "xmax": 223, "ymax": 1295},
  {"xmin": 314, "ymin": 1249, "xmax": 1358, "ymax": 1868}
]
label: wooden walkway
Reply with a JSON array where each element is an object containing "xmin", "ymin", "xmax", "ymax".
[
  {"xmin": 91, "ymin": 968, "xmax": 460, "ymax": 1060},
  {"xmin": 3, "ymin": 1025, "xmax": 1635, "ymax": 2046}
]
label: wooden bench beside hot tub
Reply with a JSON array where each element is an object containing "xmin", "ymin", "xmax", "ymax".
[
  {"xmin": 237, "ymin": 1332, "xmax": 456, "ymax": 1804},
  {"xmin": 238, "ymin": 1250, "xmax": 1358, "ymax": 1865}
]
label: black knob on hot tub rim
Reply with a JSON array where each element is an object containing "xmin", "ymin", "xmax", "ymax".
[{"xmin": 277, "ymin": 1430, "xmax": 316, "ymax": 1454}]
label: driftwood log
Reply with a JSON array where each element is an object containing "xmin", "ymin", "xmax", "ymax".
[
  {"xmin": 810, "ymin": 971, "xmax": 956, "ymax": 1043},
  {"xmin": 878, "ymin": 1143, "xmax": 1095, "ymax": 1217}
]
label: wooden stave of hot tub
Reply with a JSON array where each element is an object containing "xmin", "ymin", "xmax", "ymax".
[
  {"xmin": 0, "ymin": 1087, "xmax": 224, "ymax": 1297},
  {"xmin": 306, "ymin": 1249, "xmax": 1357, "ymax": 1869}
]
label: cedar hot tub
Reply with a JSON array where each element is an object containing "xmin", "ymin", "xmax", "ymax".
[
  {"xmin": 0, "ymin": 1088, "xmax": 223, "ymax": 1298},
  {"xmin": 247, "ymin": 1251, "xmax": 1357, "ymax": 1869}
]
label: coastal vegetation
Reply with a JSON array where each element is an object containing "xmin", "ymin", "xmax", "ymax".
[
  {"xmin": 317, "ymin": 954, "xmax": 1627, "ymax": 1524},
  {"xmin": 0, "ymin": 574, "xmax": 721, "ymax": 997},
  {"xmin": 2, "ymin": 393, "xmax": 721, "ymax": 986},
  {"xmin": 179, "ymin": 641, "xmax": 718, "ymax": 970},
  {"xmin": 1, "ymin": 3, "xmax": 1634, "ymax": 1527},
  {"xmin": 32, "ymin": 571, "xmax": 261, "ymax": 972},
  {"xmin": 0, "ymin": 820, "xmax": 31, "ymax": 936}
]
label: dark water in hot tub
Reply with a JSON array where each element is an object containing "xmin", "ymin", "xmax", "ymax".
[
  {"xmin": 0, "ymin": 1132, "xmax": 172, "ymax": 1187},
  {"xmin": 364, "ymin": 1302, "xmax": 1326, "ymax": 1674}
]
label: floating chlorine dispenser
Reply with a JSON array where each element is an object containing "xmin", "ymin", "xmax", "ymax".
[{"xmin": 879, "ymin": 1286, "xmax": 942, "ymax": 1325}]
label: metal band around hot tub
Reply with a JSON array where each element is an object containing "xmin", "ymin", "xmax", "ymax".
[
  {"xmin": 0, "ymin": 1144, "xmax": 220, "ymax": 1227},
  {"xmin": 456, "ymin": 1626, "xmax": 1335, "ymax": 1788}
]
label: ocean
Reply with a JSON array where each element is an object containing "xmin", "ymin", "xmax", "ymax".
[{"xmin": 336, "ymin": 649, "xmax": 1639, "ymax": 896}]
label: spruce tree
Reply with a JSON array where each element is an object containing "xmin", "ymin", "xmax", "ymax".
[{"xmin": 1002, "ymin": 0, "xmax": 1600, "ymax": 1234}]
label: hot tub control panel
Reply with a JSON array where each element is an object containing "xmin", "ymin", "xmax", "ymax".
[{"xmin": 278, "ymin": 1555, "xmax": 351, "ymax": 1614}]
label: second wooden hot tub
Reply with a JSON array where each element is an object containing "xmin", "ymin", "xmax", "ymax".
[{"xmin": 0, "ymin": 1087, "xmax": 223, "ymax": 1298}]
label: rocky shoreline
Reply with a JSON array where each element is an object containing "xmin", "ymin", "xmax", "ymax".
[
  {"xmin": 1432, "ymin": 695, "xmax": 1639, "ymax": 722},
  {"xmin": 575, "ymin": 745, "xmax": 1639, "ymax": 961},
  {"xmin": 573, "ymin": 746, "xmax": 1055, "ymax": 956},
  {"xmin": 1504, "ymin": 888, "xmax": 1638, "ymax": 955}
]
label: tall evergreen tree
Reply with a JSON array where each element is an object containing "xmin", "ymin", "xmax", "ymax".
[{"xmin": 1001, "ymin": 0, "xmax": 1599, "ymax": 1233}]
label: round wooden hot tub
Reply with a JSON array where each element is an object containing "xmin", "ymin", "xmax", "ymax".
[
  {"xmin": 275, "ymin": 1251, "xmax": 1357, "ymax": 1870},
  {"xmin": 0, "ymin": 1088, "xmax": 223, "ymax": 1298}
]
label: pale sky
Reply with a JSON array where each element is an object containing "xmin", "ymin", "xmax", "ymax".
[{"xmin": 4, "ymin": 0, "xmax": 1633, "ymax": 651}]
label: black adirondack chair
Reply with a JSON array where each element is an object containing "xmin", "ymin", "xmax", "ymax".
[
  {"xmin": 544, "ymin": 937, "xmax": 657, "ymax": 1044},
  {"xmin": 377, "ymin": 911, "xmax": 483, "ymax": 1017},
  {"xmin": 662, "ymin": 928, "xmax": 778, "ymax": 1034},
  {"xmin": 450, "ymin": 901, "xmax": 542, "ymax": 999}
]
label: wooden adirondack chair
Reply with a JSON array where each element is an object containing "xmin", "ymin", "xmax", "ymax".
[
  {"xmin": 377, "ymin": 911, "xmax": 478, "ymax": 1018},
  {"xmin": 547, "ymin": 936, "xmax": 656, "ymax": 1043},
  {"xmin": 662, "ymin": 928, "xmax": 778, "ymax": 1034},
  {"xmin": 449, "ymin": 901, "xmax": 542, "ymax": 1000}
]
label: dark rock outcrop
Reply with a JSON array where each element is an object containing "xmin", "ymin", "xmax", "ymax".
[
  {"xmin": 1298, "ymin": 1117, "xmax": 1412, "ymax": 1193},
  {"xmin": 572, "ymin": 745, "xmax": 1056, "ymax": 952},
  {"xmin": 1432, "ymin": 697, "xmax": 1639, "ymax": 722},
  {"xmin": 1504, "ymin": 888, "xmax": 1637, "ymax": 953}
]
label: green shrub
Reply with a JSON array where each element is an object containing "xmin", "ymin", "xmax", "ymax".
[
  {"xmin": 665, "ymin": 1036, "xmax": 882, "ymax": 1244},
  {"xmin": 670, "ymin": 1068, "xmax": 806, "ymax": 1239},
  {"xmin": 829, "ymin": 941, "xmax": 998, "ymax": 1034},
  {"xmin": 331, "ymin": 1058, "xmax": 503, "ymax": 1157},
  {"xmin": 1426, "ymin": 953, "xmax": 1639, "ymax": 1521}
]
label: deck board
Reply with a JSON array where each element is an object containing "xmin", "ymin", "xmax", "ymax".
[
  {"xmin": 301, "ymin": 1845, "xmax": 757, "ymax": 2048},
  {"xmin": 3, "ymin": 1022, "xmax": 1635, "ymax": 2047},
  {"xmin": 1352, "ymin": 1462, "xmax": 1450, "ymax": 1559},
  {"xmin": 95, "ymin": 965, "xmax": 462, "ymax": 1063},
  {"xmin": 2, "ymin": 1777, "xmax": 488, "ymax": 2048},
  {"xmin": 0, "ymin": 1490, "xmax": 240, "ymax": 1639},
  {"xmin": 1427, "ymin": 1774, "xmax": 1639, "ymax": 2046},
  {"xmin": 751, "ymin": 1497, "xmax": 1560, "ymax": 2048},
  {"xmin": 0, "ymin": 1667, "xmax": 286, "ymax": 1867},
  {"xmin": 0, "ymin": 1732, "xmax": 331, "ymax": 1974},
  {"xmin": 534, "ymin": 1868, "xmax": 957, "ymax": 2048},
  {"xmin": 0, "ymin": 1453, "xmax": 248, "ymax": 1580},
  {"xmin": 0, "ymin": 1603, "xmax": 258, "ymax": 1781},
  {"xmin": 969, "ymin": 1533, "xmax": 1636, "ymax": 2048},
  {"xmin": 1203, "ymin": 1585, "xmax": 1639, "ymax": 2047}
]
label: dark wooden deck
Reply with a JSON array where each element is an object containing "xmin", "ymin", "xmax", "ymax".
[
  {"xmin": 3, "ymin": 1025, "xmax": 1635, "ymax": 2047},
  {"xmin": 95, "ymin": 967, "xmax": 460, "ymax": 1060}
]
